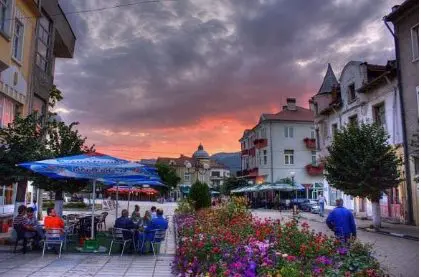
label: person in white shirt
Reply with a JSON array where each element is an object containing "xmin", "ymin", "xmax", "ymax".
[
  {"xmin": 318, "ymin": 193, "xmax": 327, "ymax": 217},
  {"xmin": 31, "ymin": 200, "xmax": 38, "ymax": 219},
  {"xmin": 151, "ymin": 206, "xmax": 157, "ymax": 218}
]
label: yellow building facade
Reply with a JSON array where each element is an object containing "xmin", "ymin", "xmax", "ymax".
[{"xmin": 0, "ymin": 0, "xmax": 40, "ymax": 123}]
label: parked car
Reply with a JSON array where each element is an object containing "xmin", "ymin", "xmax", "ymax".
[
  {"xmin": 290, "ymin": 198, "xmax": 307, "ymax": 209},
  {"xmin": 300, "ymin": 200, "xmax": 318, "ymax": 212},
  {"xmin": 311, "ymin": 205, "xmax": 320, "ymax": 214}
]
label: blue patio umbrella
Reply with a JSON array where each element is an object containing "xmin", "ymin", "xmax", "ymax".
[{"xmin": 18, "ymin": 152, "xmax": 156, "ymax": 239}]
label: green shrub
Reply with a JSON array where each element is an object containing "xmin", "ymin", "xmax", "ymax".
[
  {"xmin": 43, "ymin": 201, "xmax": 54, "ymax": 209},
  {"xmin": 175, "ymin": 199, "xmax": 195, "ymax": 214},
  {"xmin": 64, "ymin": 202, "xmax": 88, "ymax": 209},
  {"xmin": 188, "ymin": 181, "xmax": 211, "ymax": 210}
]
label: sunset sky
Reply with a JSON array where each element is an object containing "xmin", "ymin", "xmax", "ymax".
[{"xmin": 55, "ymin": 0, "xmax": 400, "ymax": 160}]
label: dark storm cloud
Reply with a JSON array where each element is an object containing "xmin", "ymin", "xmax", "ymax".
[{"xmin": 55, "ymin": 0, "xmax": 398, "ymax": 133}]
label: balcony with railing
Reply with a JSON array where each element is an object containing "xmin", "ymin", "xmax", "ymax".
[
  {"xmin": 254, "ymin": 138, "xmax": 268, "ymax": 149},
  {"xmin": 305, "ymin": 164, "xmax": 324, "ymax": 176},
  {"xmin": 236, "ymin": 167, "xmax": 259, "ymax": 178},
  {"xmin": 303, "ymin": 138, "xmax": 316, "ymax": 149}
]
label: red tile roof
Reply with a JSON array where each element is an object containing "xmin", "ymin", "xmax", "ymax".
[{"xmin": 261, "ymin": 106, "xmax": 314, "ymax": 122}]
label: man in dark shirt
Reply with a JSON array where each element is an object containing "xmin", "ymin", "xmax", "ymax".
[{"xmin": 114, "ymin": 209, "xmax": 137, "ymax": 241}]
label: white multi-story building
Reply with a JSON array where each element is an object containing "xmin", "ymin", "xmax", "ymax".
[
  {"xmin": 239, "ymin": 98, "xmax": 324, "ymax": 199},
  {"xmin": 310, "ymin": 61, "xmax": 407, "ymax": 223}
]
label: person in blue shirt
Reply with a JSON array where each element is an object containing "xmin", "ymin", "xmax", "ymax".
[
  {"xmin": 139, "ymin": 209, "xmax": 168, "ymax": 253},
  {"xmin": 114, "ymin": 209, "xmax": 137, "ymax": 241},
  {"xmin": 326, "ymin": 199, "xmax": 356, "ymax": 243}
]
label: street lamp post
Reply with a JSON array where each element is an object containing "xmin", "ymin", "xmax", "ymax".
[
  {"xmin": 290, "ymin": 171, "xmax": 298, "ymax": 215},
  {"xmin": 185, "ymin": 160, "xmax": 210, "ymax": 183}
]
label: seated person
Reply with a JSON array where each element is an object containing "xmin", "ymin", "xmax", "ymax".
[
  {"xmin": 13, "ymin": 205, "xmax": 27, "ymax": 227},
  {"xmin": 25, "ymin": 207, "xmax": 43, "ymax": 248},
  {"xmin": 13, "ymin": 205, "xmax": 32, "ymax": 252},
  {"xmin": 131, "ymin": 205, "xmax": 141, "ymax": 223},
  {"xmin": 150, "ymin": 206, "xmax": 157, "ymax": 218},
  {"xmin": 44, "ymin": 208, "xmax": 64, "ymax": 232},
  {"xmin": 142, "ymin": 211, "xmax": 152, "ymax": 227},
  {"xmin": 140, "ymin": 209, "xmax": 168, "ymax": 253},
  {"xmin": 115, "ymin": 209, "xmax": 137, "ymax": 241}
]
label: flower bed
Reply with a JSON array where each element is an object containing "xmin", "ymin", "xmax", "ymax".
[{"xmin": 173, "ymin": 197, "xmax": 383, "ymax": 277}]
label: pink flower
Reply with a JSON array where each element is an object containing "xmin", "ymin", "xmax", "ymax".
[{"xmin": 286, "ymin": 255, "xmax": 297, "ymax": 262}]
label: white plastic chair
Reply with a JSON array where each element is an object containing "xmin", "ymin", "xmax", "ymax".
[
  {"xmin": 64, "ymin": 224, "xmax": 76, "ymax": 250},
  {"xmin": 140, "ymin": 229, "xmax": 167, "ymax": 258},
  {"xmin": 42, "ymin": 228, "xmax": 64, "ymax": 258},
  {"xmin": 108, "ymin": 228, "xmax": 133, "ymax": 256}
]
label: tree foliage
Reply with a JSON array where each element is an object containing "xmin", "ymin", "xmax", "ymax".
[
  {"xmin": 0, "ymin": 113, "xmax": 50, "ymax": 185},
  {"xmin": 324, "ymin": 123, "xmax": 402, "ymax": 202},
  {"xmin": 189, "ymin": 181, "xmax": 211, "ymax": 210},
  {"xmin": 155, "ymin": 162, "xmax": 181, "ymax": 189},
  {"xmin": 0, "ymin": 85, "xmax": 94, "ymax": 199},
  {"xmin": 222, "ymin": 176, "xmax": 246, "ymax": 195}
]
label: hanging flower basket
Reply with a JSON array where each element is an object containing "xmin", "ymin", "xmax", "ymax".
[
  {"xmin": 303, "ymin": 137, "xmax": 316, "ymax": 149},
  {"xmin": 305, "ymin": 164, "xmax": 324, "ymax": 176}
]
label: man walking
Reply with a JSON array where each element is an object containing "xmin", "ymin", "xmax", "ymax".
[
  {"xmin": 317, "ymin": 193, "xmax": 326, "ymax": 217},
  {"xmin": 326, "ymin": 199, "xmax": 356, "ymax": 243},
  {"xmin": 31, "ymin": 200, "xmax": 38, "ymax": 219}
]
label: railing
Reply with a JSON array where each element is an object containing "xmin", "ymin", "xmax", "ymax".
[
  {"xmin": 254, "ymin": 138, "xmax": 268, "ymax": 149},
  {"xmin": 303, "ymin": 138, "xmax": 316, "ymax": 149},
  {"xmin": 305, "ymin": 164, "xmax": 324, "ymax": 176}
]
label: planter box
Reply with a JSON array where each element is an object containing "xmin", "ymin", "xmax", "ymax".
[
  {"xmin": 303, "ymin": 138, "xmax": 316, "ymax": 149},
  {"xmin": 305, "ymin": 164, "xmax": 324, "ymax": 176}
]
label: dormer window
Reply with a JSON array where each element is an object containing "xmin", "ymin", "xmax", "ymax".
[{"xmin": 347, "ymin": 83, "xmax": 356, "ymax": 103}]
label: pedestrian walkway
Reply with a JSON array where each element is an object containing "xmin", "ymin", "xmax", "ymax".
[
  {"xmin": 285, "ymin": 210, "xmax": 419, "ymax": 240},
  {"xmin": 0, "ymin": 201, "xmax": 176, "ymax": 277}
]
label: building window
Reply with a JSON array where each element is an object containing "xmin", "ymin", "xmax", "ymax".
[
  {"xmin": 411, "ymin": 24, "xmax": 419, "ymax": 61},
  {"xmin": 263, "ymin": 150, "xmax": 267, "ymax": 165},
  {"xmin": 311, "ymin": 151, "xmax": 317, "ymax": 165},
  {"xmin": 284, "ymin": 150, "xmax": 294, "ymax": 165},
  {"xmin": 12, "ymin": 19, "xmax": 24, "ymax": 62},
  {"xmin": 261, "ymin": 128, "xmax": 266, "ymax": 138},
  {"xmin": 332, "ymin": 123, "xmax": 338, "ymax": 136},
  {"xmin": 0, "ymin": 0, "xmax": 11, "ymax": 35},
  {"xmin": 211, "ymin": 171, "xmax": 220, "ymax": 177},
  {"xmin": 349, "ymin": 115, "xmax": 358, "ymax": 126},
  {"xmin": 347, "ymin": 83, "xmax": 356, "ymax": 103},
  {"xmin": 322, "ymin": 122, "xmax": 328, "ymax": 139},
  {"xmin": 36, "ymin": 14, "xmax": 52, "ymax": 73},
  {"xmin": 284, "ymin": 126, "xmax": 293, "ymax": 138},
  {"xmin": 414, "ymin": 156, "xmax": 419, "ymax": 176},
  {"xmin": 32, "ymin": 96, "xmax": 45, "ymax": 116},
  {"xmin": 373, "ymin": 102, "xmax": 386, "ymax": 129},
  {"xmin": 310, "ymin": 129, "xmax": 316, "ymax": 139},
  {"xmin": 0, "ymin": 96, "xmax": 15, "ymax": 127},
  {"xmin": 184, "ymin": 172, "xmax": 190, "ymax": 182}
]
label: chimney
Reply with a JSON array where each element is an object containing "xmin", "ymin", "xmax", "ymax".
[
  {"xmin": 286, "ymin": 98, "xmax": 297, "ymax": 111},
  {"xmin": 392, "ymin": 5, "xmax": 400, "ymax": 12}
]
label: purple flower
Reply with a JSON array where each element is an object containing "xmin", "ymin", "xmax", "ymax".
[
  {"xmin": 315, "ymin": 256, "xmax": 333, "ymax": 265},
  {"xmin": 313, "ymin": 267, "xmax": 323, "ymax": 274},
  {"xmin": 337, "ymin": 247, "xmax": 348, "ymax": 255},
  {"xmin": 248, "ymin": 261, "xmax": 257, "ymax": 271}
]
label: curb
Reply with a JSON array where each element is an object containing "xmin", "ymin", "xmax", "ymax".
[
  {"xmin": 291, "ymin": 215, "xmax": 419, "ymax": 241},
  {"xmin": 358, "ymin": 227, "xmax": 419, "ymax": 241}
]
